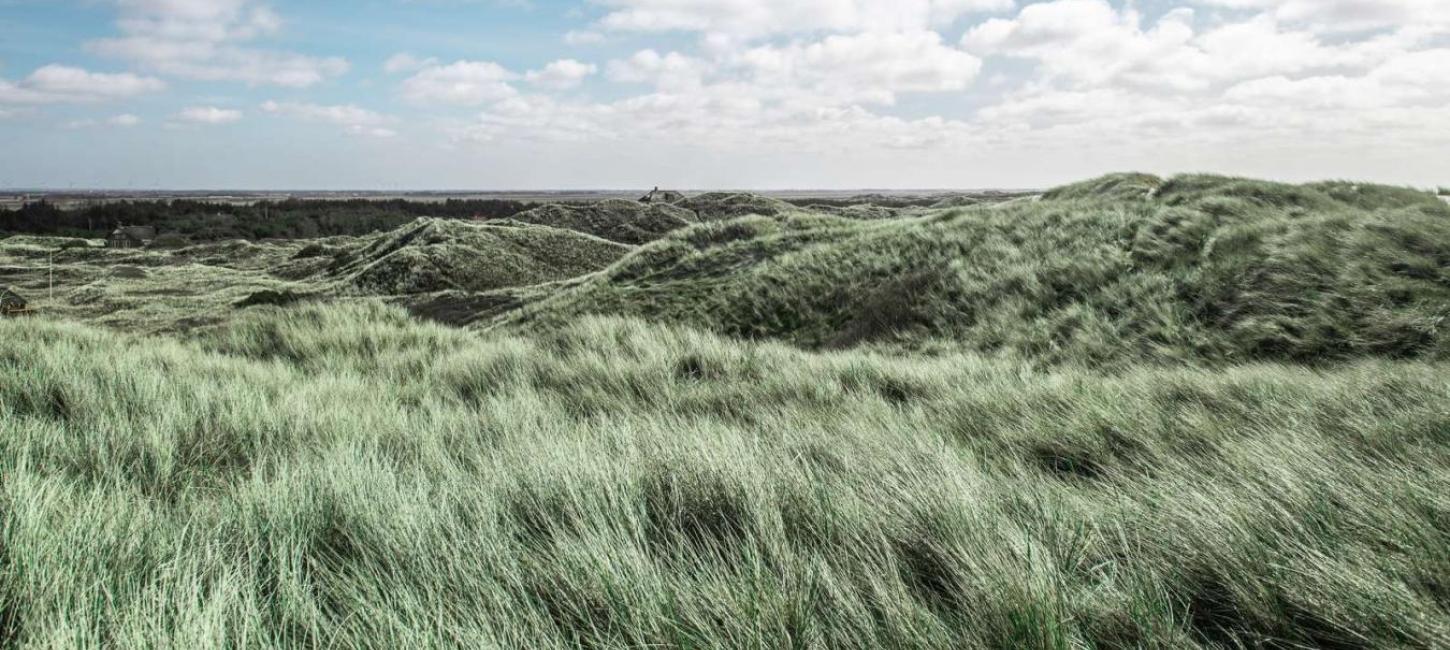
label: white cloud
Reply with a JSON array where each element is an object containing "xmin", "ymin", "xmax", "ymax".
[
  {"xmin": 955, "ymin": 0, "xmax": 1450, "ymax": 156},
  {"xmin": 962, "ymin": 0, "xmax": 1412, "ymax": 92},
  {"xmin": 603, "ymin": 30, "xmax": 980, "ymax": 110},
  {"xmin": 0, "ymin": 65, "xmax": 165, "ymax": 104},
  {"xmin": 176, "ymin": 106, "xmax": 243, "ymax": 124},
  {"xmin": 1225, "ymin": 48, "xmax": 1450, "ymax": 109},
  {"xmin": 383, "ymin": 53, "xmax": 437, "ymax": 74},
  {"xmin": 595, "ymin": 0, "xmax": 1014, "ymax": 37},
  {"xmin": 25, "ymin": 65, "xmax": 167, "ymax": 98},
  {"xmin": 607, "ymin": 50, "xmax": 712, "ymax": 90},
  {"xmin": 453, "ymin": 89, "xmax": 982, "ymax": 153},
  {"xmin": 89, "ymin": 0, "xmax": 348, "ymax": 87},
  {"xmin": 261, "ymin": 100, "xmax": 397, "ymax": 136},
  {"xmin": 563, "ymin": 30, "xmax": 606, "ymax": 45},
  {"xmin": 400, "ymin": 60, "xmax": 519, "ymax": 105},
  {"xmin": 525, "ymin": 59, "xmax": 598, "ymax": 89},
  {"xmin": 1194, "ymin": 0, "xmax": 1450, "ymax": 34},
  {"xmin": 739, "ymin": 31, "xmax": 981, "ymax": 105},
  {"xmin": 68, "ymin": 113, "xmax": 142, "ymax": 129}
]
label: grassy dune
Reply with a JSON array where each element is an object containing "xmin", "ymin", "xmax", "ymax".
[
  {"xmin": 511, "ymin": 174, "xmax": 1450, "ymax": 366},
  {"xmin": 3, "ymin": 173, "xmax": 1450, "ymax": 648},
  {"xmin": 3, "ymin": 303, "xmax": 1449, "ymax": 648}
]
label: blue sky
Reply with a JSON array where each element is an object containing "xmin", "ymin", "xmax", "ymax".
[{"xmin": 2, "ymin": 0, "xmax": 1448, "ymax": 189}]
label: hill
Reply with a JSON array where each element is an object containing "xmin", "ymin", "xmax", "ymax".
[
  {"xmin": 677, "ymin": 192, "xmax": 797, "ymax": 220},
  {"xmin": 504, "ymin": 199, "xmax": 698, "ymax": 245},
  {"xmin": 506, "ymin": 174, "xmax": 1450, "ymax": 366},
  {"xmin": 325, "ymin": 217, "xmax": 631, "ymax": 294}
]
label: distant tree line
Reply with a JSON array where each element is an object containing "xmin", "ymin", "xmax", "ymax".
[{"xmin": 0, "ymin": 198, "xmax": 535, "ymax": 241}]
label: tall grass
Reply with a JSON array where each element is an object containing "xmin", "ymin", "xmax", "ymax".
[
  {"xmin": 3, "ymin": 302, "xmax": 1448, "ymax": 648},
  {"xmin": 508, "ymin": 174, "xmax": 1450, "ymax": 367}
]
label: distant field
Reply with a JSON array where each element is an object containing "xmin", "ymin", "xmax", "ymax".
[{"xmin": 2, "ymin": 173, "xmax": 1449, "ymax": 648}]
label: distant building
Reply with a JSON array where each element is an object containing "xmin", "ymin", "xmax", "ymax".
[
  {"xmin": 1, "ymin": 287, "xmax": 27, "ymax": 316},
  {"xmin": 108, "ymin": 224, "xmax": 157, "ymax": 248},
  {"xmin": 639, "ymin": 187, "xmax": 685, "ymax": 204}
]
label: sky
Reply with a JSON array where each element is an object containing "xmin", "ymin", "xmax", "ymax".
[{"xmin": 1, "ymin": 0, "xmax": 1448, "ymax": 190}]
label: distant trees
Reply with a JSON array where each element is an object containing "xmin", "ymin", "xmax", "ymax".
[{"xmin": 0, "ymin": 198, "xmax": 534, "ymax": 241}]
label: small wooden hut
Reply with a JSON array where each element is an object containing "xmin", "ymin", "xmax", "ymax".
[
  {"xmin": 639, "ymin": 187, "xmax": 685, "ymax": 204},
  {"xmin": 1, "ymin": 287, "xmax": 29, "ymax": 316},
  {"xmin": 108, "ymin": 224, "xmax": 157, "ymax": 248}
]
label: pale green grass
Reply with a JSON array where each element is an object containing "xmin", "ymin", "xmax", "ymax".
[
  {"xmin": 3, "ymin": 302, "xmax": 1448, "ymax": 648},
  {"xmin": 507, "ymin": 174, "xmax": 1450, "ymax": 366}
]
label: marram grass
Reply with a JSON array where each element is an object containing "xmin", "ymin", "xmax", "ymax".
[{"xmin": 3, "ymin": 302, "xmax": 1448, "ymax": 648}]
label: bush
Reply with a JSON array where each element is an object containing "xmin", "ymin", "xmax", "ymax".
[
  {"xmin": 56, "ymin": 238, "xmax": 98, "ymax": 250},
  {"xmin": 148, "ymin": 233, "xmax": 190, "ymax": 249},
  {"xmin": 233, "ymin": 289, "xmax": 307, "ymax": 309}
]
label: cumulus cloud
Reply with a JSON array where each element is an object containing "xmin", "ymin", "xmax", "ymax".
[
  {"xmin": 607, "ymin": 50, "xmax": 712, "ymax": 90},
  {"xmin": 740, "ymin": 31, "xmax": 982, "ymax": 105},
  {"xmin": 453, "ymin": 34, "xmax": 985, "ymax": 149},
  {"xmin": 175, "ymin": 106, "xmax": 243, "ymax": 124},
  {"xmin": 603, "ymin": 31, "xmax": 981, "ymax": 107},
  {"xmin": 595, "ymin": 0, "xmax": 1014, "ymax": 37},
  {"xmin": 957, "ymin": 0, "xmax": 1450, "ymax": 153},
  {"xmin": 1194, "ymin": 0, "xmax": 1450, "ymax": 34},
  {"xmin": 261, "ymin": 100, "xmax": 398, "ymax": 137},
  {"xmin": 960, "ymin": 1, "xmax": 1375, "ymax": 91},
  {"xmin": 0, "ymin": 65, "xmax": 165, "ymax": 104},
  {"xmin": 400, "ymin": 60, "xmax": 519, "ymax": 105},
  {"xmin": 89, "ymin": 0, "xmax": 348, "ymax": 87},
  {"xmin": 525, "ymin": 59, "xmax": 598, "ymax": 89},
  {"xmin": 446, "ymin": 0, "xmax": 1449, "ymax": 161}
]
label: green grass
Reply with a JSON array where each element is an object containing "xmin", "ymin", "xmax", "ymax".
[
  {"xmin": 3, "ymin": 302, "xmax": 1449, "ymax": 648},
  {"xmin": 505, "ymin": 200, "xmax": 699, "ymax": 245},
  {"xmin": 328, "ymin": 217, "xmax": 631, "ymax": 294},
  {"xmin": 4, "ymin": 173, "xmax": 1450, "ymax": 648},
  {"xmin": 509, "ymin": 173, "xmax": 1450, "ymax": 366}
]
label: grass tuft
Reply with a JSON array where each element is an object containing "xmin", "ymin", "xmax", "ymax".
[{"xmin": 1, "ymin": 303, "xmax": 1448, "ymax": 646}]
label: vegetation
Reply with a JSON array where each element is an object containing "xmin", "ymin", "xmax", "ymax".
[
  {"xmin": 3, "ymin": 303, "xmax": 1449, "ymax": 648},
  {"xmin": 678, "ymin": 192, "xmax": 797, "ymax": 220},
  {"xmin": 2, "ymin": 173, "xmax": 1449, "ymax": 647},
  {"xmin": 324, "ymin": 218, "xmax": 631, "ymax": 294},
  {"xmin": 0, "ymin": 197, "xmax": 533, "ymax": 241},
  {"xmin": 513, "ymin": 173, "xmax": 1450, "ymax": 366},
  {"xmin": 505, "ymin": 200, "xmax": 698, "ymax": 245},
  {"xmin": 0, "ymin": 234, "xmax": 311, "ymax": 334}
]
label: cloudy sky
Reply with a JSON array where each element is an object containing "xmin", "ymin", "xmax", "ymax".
[{"xmin": 1, "ymin": 0, "xmax": 1447, "ymax": 189}]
